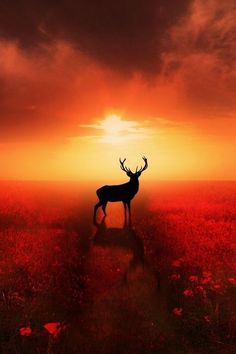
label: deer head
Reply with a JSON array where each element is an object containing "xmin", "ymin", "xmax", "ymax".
[{"xmin": 119, "ymin": 156, "xmax": 148, "ymax": 178}]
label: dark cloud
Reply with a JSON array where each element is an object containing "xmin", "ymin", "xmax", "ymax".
[
  {"xmin": 0, "ymin": 0, "xmax": 192, "ymax": 74},
  {"xmin": 161, "ymin": 0, "xmax": 236, "ymax": 114}
]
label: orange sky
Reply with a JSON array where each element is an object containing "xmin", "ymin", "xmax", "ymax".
[{"xmin": 0, "ymin": 0, "xmax": 235, "ymax": 180}]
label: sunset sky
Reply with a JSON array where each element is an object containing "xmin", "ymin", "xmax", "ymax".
[{"xmin": 0, "ymin": 0, "xmax": 235, "ymax": 180}]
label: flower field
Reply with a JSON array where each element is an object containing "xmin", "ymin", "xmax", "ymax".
[{"xmin": 0, "ymin": 181, "xmax": 235, "ymax": 353}]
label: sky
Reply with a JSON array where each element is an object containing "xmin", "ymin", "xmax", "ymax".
[{"xmin": 0, "ymin": 0, "xmax": 235, "ymax": 180}]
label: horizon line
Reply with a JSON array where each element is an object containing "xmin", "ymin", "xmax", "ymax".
[{"xmin": 0, "ymin": 179, "xmax": 236, "ymax": 183}]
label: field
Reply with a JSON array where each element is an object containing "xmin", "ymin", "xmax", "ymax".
[{"xmin": 0, "ymin": 181, "xmax": 236, "ymax": 354}]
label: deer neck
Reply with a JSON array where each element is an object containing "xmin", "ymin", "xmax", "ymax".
[{"xmin": 129, "ymin": 177, "xmax": 139, "ymax": 191}]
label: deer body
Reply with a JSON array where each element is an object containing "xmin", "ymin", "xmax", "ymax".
[
  {"xmin": 97, "ymin": 179, "xmax": 139, "ymax": 202},
  {"xmin": 94, "ymin": 157, "xmax": 148, "ymax": 223}
]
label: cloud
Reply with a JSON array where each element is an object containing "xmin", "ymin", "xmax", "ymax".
[
  {"xmin": 162, "ymin": 0, "xmax": 236, "ymax": 114},
  {"xmin": 0, "ymin": 0, "xmax": 192, "ymax": 74},
  {"xmin": 0, "ymin": 40, "xmax": 113, "ymax": 141},
  {"xmin": 0, "ymin": 0, "xmax": 235, "ymax": 143}
]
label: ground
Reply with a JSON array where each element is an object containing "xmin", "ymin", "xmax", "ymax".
[{"xmin": 0, "ymin": 181, "xmax": 235, "ymax": 353}]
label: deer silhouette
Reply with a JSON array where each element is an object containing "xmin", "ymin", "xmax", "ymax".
[{"xmin": 93, "ymin": 156, "xmax": 148, "ymax": 222}]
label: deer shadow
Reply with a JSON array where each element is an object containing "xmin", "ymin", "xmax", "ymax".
[{"xmin": 93, "ymin": 217, "xmax": 151, "ymax": 284}]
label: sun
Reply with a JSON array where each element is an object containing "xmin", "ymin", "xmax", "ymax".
[
  {"xmin": 100, "ymin": 115, "xmax": 128, "ymax": 135},
  {"xmin": 98, "ymin": 114, "xmax": 143, "ymax": 144}
]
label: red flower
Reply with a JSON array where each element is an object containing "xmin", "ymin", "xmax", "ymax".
[
  {"xmin": 189, "ymin": 275, "xmax": 198, "ymax": 282},
  {"xmin": 203, "ymin": 271, "xmax": 212, "ymax": 278},
  {"xmin": 44, "ymin": 322, "xmax": 61, "ymax": 337},
  {"xmin": 20, "ymin": 327, "xmax": 32, "ymax": 336},
  {"xmin": 183, "ymin": 289, "xmax": 194, "ymax": 297},
  {"xmin": 228, "ymin": 278, "xmax": 236, "ymax": 285},
  {"xmin": 201, "ymin": 271, "xmax": 212, "ymax": 284},
  {"xmin": 172, "ymin": 307, "xmax": 183, "ymax": 316},
  {"xmin": 213, "ymin": 283, "xmax": 221, "ymax": 289},
  {"xmin": 204, "ymin": 315, "xmax": 211, "ymax": 323},
  {"xmin": 170, "ymin": 274, "xmax": 181, "ymax": 281}
]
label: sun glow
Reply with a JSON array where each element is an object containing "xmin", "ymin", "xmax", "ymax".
[
  {"xmin": 80, "ymin": 114, "xmax": 150, "ymax": 144},
  {"xmin": 101, "ymin": 115, "xmax": 138, "ymax": 135}
]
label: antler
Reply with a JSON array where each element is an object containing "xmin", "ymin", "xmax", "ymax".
[
  {"xmin": 119, "ymin": 158, "xmax": 131, "ymax": 173},
  {"xmin": 137, "ymin": 156, "xmax": 148, "ymax": 173}
]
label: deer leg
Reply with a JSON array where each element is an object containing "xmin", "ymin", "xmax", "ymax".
[
  {"xmin": 127, "ymin": 201, "xmax": 131, "ymax": 222},
  {"xmin": 94, "ymin": 201, "xmax": 102, "ymax": 221},
  {"xmin": 102, "ymin": 201, "xmax": 107, "ymax": 216},
  {"xmin": 123, "ymin": 201, "xmax": 127, "ymax": 221}
]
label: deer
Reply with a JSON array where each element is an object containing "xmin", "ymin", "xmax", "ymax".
[{"xmin": 93, "ymin": 156, "xmax": 148, "ymax": 223}]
